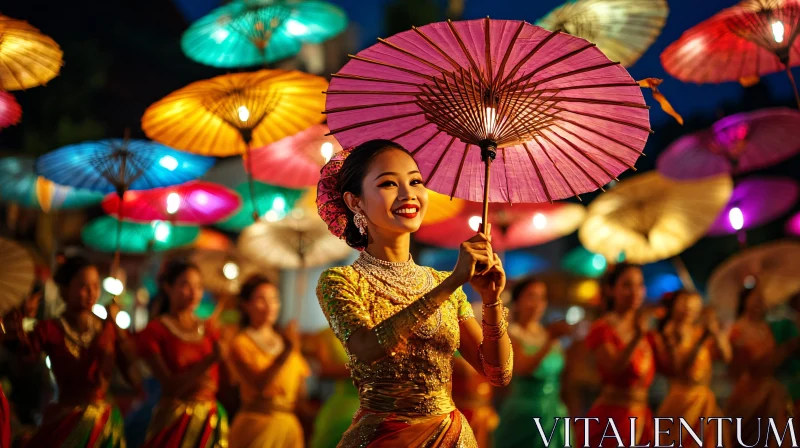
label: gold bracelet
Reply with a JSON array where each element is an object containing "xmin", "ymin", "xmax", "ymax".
[
  {"xmin": 482, "ymin": 300, "xmax": 503, "ymax": 309},
  {"xmin": 482, "ymin": 307, "xmax": 509, "ymax": 341},
  {"xmin": 479, "ymin": 340, "xmax": 514, "ymax": 386}
]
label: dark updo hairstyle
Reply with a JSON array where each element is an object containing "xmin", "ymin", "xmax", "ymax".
[
  {"xmin": 152, "ymin": 259, "xmax": 200, "ymax": 316},
  {"xmin": 510, "ymin": 276, "xmax": 543, "ymax": 304},
  {"xmin": 336, "ymin": 139, "xmax": 411, "ymax": 249},
  {"xmin": 53, "ymin": 256, "xmax": 96, "ymax": 289},
  {"xmin": 238, "ymin": 274, "xmax": 274, "ymax": 328},
  {"xmin": 658, "ymin": 289, "xmax": 692, "ymax": 331},
  {"xmin": 601, "ymin": 262, "xmax": 642, "ymax": 312}
]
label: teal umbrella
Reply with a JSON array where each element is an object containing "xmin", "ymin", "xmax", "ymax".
[
  {"xmin": 561, "ymin": 246, "xmax": 607, "ymax": 279},
  {"xmin": 216, "ymin": 181, "xmax": 303, "ymax": 232},
  {"xmin": 182, "ymin": 0, "xmax": 348, "ymax": 68},
  {"xmin": 0, "ymin": 157, "xmax": 103, "ymax": 211},
  {"xmin": 82, "ymin": 216, "xmax": 200, "ymax": 254}
]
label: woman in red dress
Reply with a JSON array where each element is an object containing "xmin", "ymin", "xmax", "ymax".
[
  {"xmin": 581, "ymin": 263, "xmax": 655, "ymax": 448},
  {"xmin": 6, "ymin": 256, "xmax": 140, "ymax": 447},
  {"xmin": 137, "ymin": 259, "xmax": 228, "ymax": 447}
]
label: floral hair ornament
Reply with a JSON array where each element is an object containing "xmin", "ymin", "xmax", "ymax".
[{"xmin": 317, "ymin": 146, "xmax": 356, "ymax": 241}]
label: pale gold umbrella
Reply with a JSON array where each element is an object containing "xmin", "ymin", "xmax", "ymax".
[
  {"xmin": 0, "ymin": 237, "xmax": 35, "ymax": 316},
  {"xmin": 190, "ymin": 249, "xmax": 271, "ymax": 297},
  {"xmin": 537, "ymin": 0, "xmax": 669, "ymax": 68},
  {"xmin": 708, "ymin": 240, "xmax": 800, "ymax": 322},
  {"xmin": 580, "ymin": 172, "xmax": 733, "ymax": 265},
  {"xmin": 0, "ymin": 14, "xmax": 63, "ymax": 90}
]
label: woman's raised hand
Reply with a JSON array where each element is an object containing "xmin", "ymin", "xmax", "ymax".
[{"xmin": 450, "ymin": 228, "xmax": 495, "ymax": 286}]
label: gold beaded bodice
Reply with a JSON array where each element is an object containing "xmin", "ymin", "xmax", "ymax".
[{"xmin": 317, "ymin": 264, "xmax": 474, "ymax": 416}]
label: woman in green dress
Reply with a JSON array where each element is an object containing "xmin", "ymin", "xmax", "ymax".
[
  {"xmin": 495, "ymin": 277, "xmax": 573, "ymax": 448},
  {"xmin": 310, "ymin": 327, "xmax": 360, "ymax": 448},
  {"xmin": 770, "ymin": 292, "xmax": 800, "ymax": 418}
]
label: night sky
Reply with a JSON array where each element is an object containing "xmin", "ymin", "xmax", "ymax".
[{"xmin": 2, "ymin": 0, "xmax": 799, "ymax": 289}]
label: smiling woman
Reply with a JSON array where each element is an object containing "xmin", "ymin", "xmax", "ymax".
[{"xmin": 315, "ymin": 139, "xmax": 513, "ymax": 447}]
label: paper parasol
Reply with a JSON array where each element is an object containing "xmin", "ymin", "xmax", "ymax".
[
  {"xmin": 579, "ymin": 172, "xmax": 733, "ymax": 264},
  {"xmin": 182, "ymin": 0, "xmax": 348, "ymax": 68},
  {"xmin": 707, "ymin": 176, "xmax": 799, "ymax": 236},
  {"xmin": 0, "ymin": 237, "xmax": 35, "ymax": 315},
  {"xmin": 537, "ymin": 0, "xmax": 669, "ymax": 68},
  {"xmin": 708, "ymin": 240, "xmax": 800, "ymax": 321},
  {"xmin": 82, "ymin": 217, "xmax": 200, "ymax": 254},
  {"xmin": 661, "ymin": 0, "xmax": 800, "ymax": 106},
  {"xmin": 562, "ymin": 246, "xmax": 608, "ymax": 278},
  {"xmin": 216, "ymin": 181, "xmax": 304, "ymax": 232},
  {"xmin": 0, "ymin": 156, "xmax": 104, "ymax": 211},
  {"xmin": 0, "ymin": 14, "xmax": 63, "ymax": 91},
  {"xmin": 0, "ymin": 91, "xmax": 22, "ymax": 129},
  {"xmin": 246, "ymin": 123, "xmax": 342, "ymax": 188},
  {"xmin": 190, "ymin": 250, "xmax": 264, "ymax": 296},
  {"xmin": 102, "ymin": 181, "xmax": 241, "ymax": 225},
  {"xmin": 414, "ymin": 202, "xmax": 585, "ymax": 251},
  {"xmin": 142, "ymin": 69, "xmax": 327, "ymax": 218},
  {"xmin": 325, "ymin": 18, "xmax": 651, "ymax": 228},
  {"xmin": 657, "ymin": 108, "xmax": 800, "ymax": 180}
]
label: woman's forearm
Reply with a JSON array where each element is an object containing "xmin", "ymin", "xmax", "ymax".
[
  {"xmin": 611, "ymin": 332, "xmax": 643, "ymax": 376},
  {"xmin": 478, "ymin": 297, "xmax": 513, "ymax": 386}
]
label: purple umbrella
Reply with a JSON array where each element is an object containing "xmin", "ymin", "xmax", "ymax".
[
  {"xmin": 657, "ymin": 108, "xmax": 800, "ymax": 180},
  {"xmin": 787, "ymin": 211, "xmax": 800, "ymax": 237},
  {"xmin": 708, "ymin": 177, "xmax": 799, "ymax": 236}
]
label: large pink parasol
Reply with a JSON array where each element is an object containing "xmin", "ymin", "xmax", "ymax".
[
  {"xmin": 414, "ymin": 201, "xmax": 585, "ymax": 251},
  {"xmin": 0, "ymin": 91, "xmax": 22, "ymax": 130},
  {"xmin": 101, "ymin": 180, "xmax": 241, "ymax": 225},
  {"xmin": 325, "ymin": 18, "xmax": 651, "ymax": 227},
  {"xmin": 245, "ymin": 123, "xmax": 342, "ymax": 188},
  {"xmin": 657, "ymin": 108, "xmax": 800, "ymax": 180},
  {"xmin": 707, "ymin": 176, "xmax": 799, "ymax": 236}
]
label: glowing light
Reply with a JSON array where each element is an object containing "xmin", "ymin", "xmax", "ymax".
[
  {"xmin": 264, "ymin": 210, "xmax": 280, "ymax": 222},
  {"xmin": 223, "ymin": 262, "xmax": 240, "ymax": 280},
  {"xmin": 285, "ymin": 20, "xmax": 309, "ymax": 36},
  {"xmin": 772, "ymin": 21, "xmax": 785, "ymax": 43},
  {"xmin": 532, "ymin": 213, "xmax": 547, "ymax": 230},
  {"xmin": 153, "ymin": 221, "xmax": 171, "ymax": 242},
  {"xmin": 45, "ymin": 356, "xmax": 51, "ymax": 370},
  {"xmin": 195, "ymin": 191, "xmax": 209, "ymax": 206},
  {"xmin": 92, "ymin": 304, "xmax": 108, "ymax": 320},
  {"xmin": 115, "ymin": 311, "xmax": 131, "ymax": 329},
  {"xmin": 485, "ymin": 107, "xmax": 497, "ymax": 135},
  {"xmin": 566, "ymin": 306, "xmax": 585, "ymax": 325},
  {"xmin": 592, "ymin": 253, "xmax": 606, "ymax": 270},
  {"xmin": 576, "ymin": 280, "xmax": 599, "ymax": 302},
  {"xmin": 321, "ymin": 142, "xmax": 334, "ymax": 162},
  {"xmin": 166, "ymin": 192, "xmax": 181, "ymax": 215},
  {"xmin": 212, "ymin": 28, "xmax": 230, "ymax": 43},
  {"xmin": 237, "ymin": 105, "xmax": 250, "ymax": 122},
  {"xmin": 103, "ymin": 277, "xmax": 124, "ymax": 296},
  {"xmin": 744, "ymin": 275, "xmax": 757, "ymax": 289},
  {"xmin": 728, "ymin": 207, "xmax": 744, "ymax": 231},
  {"xmin": 159, "ymin": 155, "xmax": 178, "ymax": 171},
  {"xmin": 272, "ymin": 196, "xmax": 286, "ymax": 211},
  {"xmin": 468, "ymin": 215, "xmax": 482, "ymax": 232}
]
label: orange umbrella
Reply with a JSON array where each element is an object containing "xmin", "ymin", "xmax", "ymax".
[{"xmin": 0, "ymin": 14, "xmax": 63, "ymax": 91}]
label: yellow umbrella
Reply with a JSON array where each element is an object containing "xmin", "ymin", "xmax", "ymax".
[
  {"xmin": 579, "ymin": 172, "xmax": 733, "ymax": 265},
  {"xmin": 142, "ymin": 69, "xmax": 327, "ymax": 156},
  {"xmin": 537, "ymin": 0, "xmax": 669, "ymax": 68},
  {"xmin": 0, "ymin": 14, "xmax": 63, "ymax": 91},
  {"xmin": 708, "ymin": 240, "xmax": 800, "ymax": 322},
  {"xmin": 423, "ymin": 190, "xmax": 466, "ymax": 226},
  {"xmin": 0, "ymin": 237, "xmax": 35, "ymax": 315}
]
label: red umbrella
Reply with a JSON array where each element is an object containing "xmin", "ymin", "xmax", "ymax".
[
  {"xmin": 661, "ymin": 0, "xmax": 800, "ymax": 106},
  {"xmin": 325, "ymin": 18, "xmax": 651, "ymax": 228},
  {"xmin": 414, "ymin": 201, "xmax": 585, "ymax": 251},
  {"xmin": 657, "ymin": 108, "xmax": 800, "ymax": 180},
  {"xmin": 245, "ymin": 123, "xmax": 342, "ymax": 188},
  {"xmin": 0, "ymin": 91, "xmax": 21, "ymax": 129},
  {"xmin": 102, "ymin": 180, "xmax": 241, "ymax": 225}
]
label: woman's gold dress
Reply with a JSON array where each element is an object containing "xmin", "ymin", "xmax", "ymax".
[
  {"xmin": 317, "ymin": 266, "xmax": 478, "ymax": 447},
  {"xmin": 228, "ymin": 331, "xmax": 311, "ymax": 448}
]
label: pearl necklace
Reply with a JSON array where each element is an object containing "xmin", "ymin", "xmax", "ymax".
[{"xmin": 353, "ymin": 251, "xmax": 442, "ymax": 339}]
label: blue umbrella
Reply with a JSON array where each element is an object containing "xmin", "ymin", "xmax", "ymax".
[
  {"xmin": 35, "ymin": 139, "xmax": 215, "ymax": 195},
  {"xmin": 0, "ymin": 157, "xmax": 104, "ymax": 210}
]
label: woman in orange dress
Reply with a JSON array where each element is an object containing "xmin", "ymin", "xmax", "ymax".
[
  {"xmin": 725, "ymin": 286, "xmax": 796, "ymax": 448},
  {"xmin": 649, "ymin": 290, "xmax": 732, "ymax": 448},
  {"xmin": 228, "ymin": 274, "xmax": 310, "ymax": 448},
  {"xmin": 4, "ymin": 256, "xmax": 140, "ymax": 448},
  {"xmin": 581, "ymin": 263, "xmax": 655, "ymax": 448},
  {"xmin": 315, "ymin": 140, "xmax": 512, "ymax": 447},
  {"xmin": 137, "ymin": 259, "xmax": 227, "ymax": 447}
]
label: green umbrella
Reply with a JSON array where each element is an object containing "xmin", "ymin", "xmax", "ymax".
[
  {"xmin": 182, "ymin": 0, "xmax": 348, "ymax": 68},
  {"xmin": 561, "ymin": 246, "xmax": 607, "ymax": 279},
  {"xmin": 0, "ymin": 157, "xmax": 103, "ymax": 211},
  {"xmin": 82, "ymin": 216, "xmax": 200, "ymax": 254},
  {"xmin": 216, "ymin": 181, "xmax": 303, "ymax": 232}
]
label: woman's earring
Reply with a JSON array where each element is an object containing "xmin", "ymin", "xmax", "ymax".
[{"xmin": 354, "ymin": 212, "xmax": 368, "ymax": 235}]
